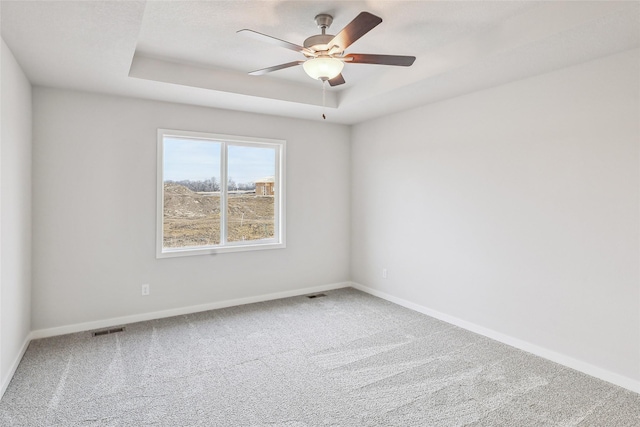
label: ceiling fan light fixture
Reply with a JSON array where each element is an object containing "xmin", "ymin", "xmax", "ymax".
[
  {"xmin": 303, "ymin": 57, "xmax": 344, "ymax": 81},
  {"xmin": 240, "ymin": 11, "xmax": 415, "ymax": 89}
]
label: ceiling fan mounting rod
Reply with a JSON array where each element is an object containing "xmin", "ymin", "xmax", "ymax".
[{"xmin": 314, "ymin": 14, "xmax": 333, "ymax": 34}]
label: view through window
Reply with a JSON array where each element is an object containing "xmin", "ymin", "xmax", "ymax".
[{"xmin": 158, "ymin": 130, "xmax": 285, "ymax": 257}]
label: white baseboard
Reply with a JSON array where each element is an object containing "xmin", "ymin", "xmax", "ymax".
[
  {"xmin": 30, "ymin": 281, "xmax": 351, "ymax": 340},
  {"xmin": 350, "ymin": 281, "xmax": 640, "ymax": 394},
  {"xmin": 0, "ymin": 333, "xmax": 31, "ymax": 400}
]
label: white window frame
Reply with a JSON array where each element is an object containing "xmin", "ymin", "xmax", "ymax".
[{"xmin": 157, "ymin": 129, "xmax": 286, "ymax": 258}]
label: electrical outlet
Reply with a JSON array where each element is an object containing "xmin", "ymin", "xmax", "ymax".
[
  {"xmin": 141, "ymin": 284, "xmax": 150, "ymax": 296},
  {"xmin": 382, "ymin": 268, "xmax": 388, "ymax": 279}
]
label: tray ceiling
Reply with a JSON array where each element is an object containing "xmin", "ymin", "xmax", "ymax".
[{"xmin": 2, "ymin": 1, "xmax": 639, "ymax": 124}]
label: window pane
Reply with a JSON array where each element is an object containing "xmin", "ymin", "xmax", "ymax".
[
  {"xmin": 163, "ymin": 138, "xmax": 221, "ymax": 248},
  {"xmin": 227, "ymin": 145, "xmax": 276, "ymax": 242}
]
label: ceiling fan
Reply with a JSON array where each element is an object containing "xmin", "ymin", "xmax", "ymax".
[{"xmin": 238, "ymin": 11, "xmax": 416, "ymax": 86}]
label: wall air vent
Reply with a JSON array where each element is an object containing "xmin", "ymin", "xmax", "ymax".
[{"xmin": 92, "ymin": 326, "xmax": 126, "ymax": 337}]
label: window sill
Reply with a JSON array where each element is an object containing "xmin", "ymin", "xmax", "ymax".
[{"xmin": 156, "ymin": 241, "xmax": 286, "ymax": 259}]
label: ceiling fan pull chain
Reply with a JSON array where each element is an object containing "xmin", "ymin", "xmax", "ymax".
[{"xmin": 322, "ymin": 80, "xmax": 327, "ymax": 120}]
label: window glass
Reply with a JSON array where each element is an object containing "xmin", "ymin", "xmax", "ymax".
[
  {"xmin": 163, "ymin": 138, "xmax": 221, "ymax": 248},
  {"xmin": 227, "ymin": 145, "xmax": 276, "ymax": 243}
]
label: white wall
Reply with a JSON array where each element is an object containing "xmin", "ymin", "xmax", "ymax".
[
  {"xmin": 0, "ymin": 39, "xmax": 32, "ymax": 395},
  {"xmin": 351, "ymin": 49, "xmax": 640, "ymax": 386},
  {"xmin": 32, "ymin": 88, "xmax": 350, "ymax": 331}
]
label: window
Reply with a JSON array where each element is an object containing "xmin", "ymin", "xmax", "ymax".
[{"xmin": 157, "ymin": 129, "xmax": 285, "ymax": 257}]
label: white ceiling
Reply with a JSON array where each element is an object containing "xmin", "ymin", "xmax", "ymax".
[{"xmin": 2, "ymin": 1, "xmax": 639, "ymax": 124}]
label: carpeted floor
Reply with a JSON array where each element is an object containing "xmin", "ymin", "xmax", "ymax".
[{"xmin": 0, "ymin": 288, "xmax": 638, "ymax": 426}]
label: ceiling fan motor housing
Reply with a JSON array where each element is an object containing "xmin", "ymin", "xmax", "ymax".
[{"xmin": 303, "ymin": 34, "xmax": 335, "ymax": 53}]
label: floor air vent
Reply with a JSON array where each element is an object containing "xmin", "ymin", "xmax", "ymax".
[
  {"xmin": 307, "ymin": 293, "xmax": 327, "ymax": 299},
  {"xmin": 92, "ymin": 327, "xmax": 125, "ymax": 337}
]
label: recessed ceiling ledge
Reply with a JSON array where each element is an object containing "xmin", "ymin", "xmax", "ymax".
[{"xmin": 129, "ymin": 53, "xmax": 339, "ymax": 108}]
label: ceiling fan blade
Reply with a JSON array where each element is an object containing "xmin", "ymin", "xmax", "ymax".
[
  {"xmin": 344, "ymin": 53, "xmax": 416, "ymax": 66},
  {"xmin": 328, "ymin": 12, "xmax": 382, "ymax": 52},
  {"xmin": 249, "ymin": 61, "xmax": 304, "ymax": 76},
  {"xmin": 238, "ymin": 29, "xmax": 313, "ymax": 55},
  {"xmin": 328, "ymin": 74, "xmax": 346, "ymax": 87}
]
